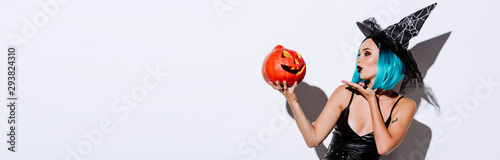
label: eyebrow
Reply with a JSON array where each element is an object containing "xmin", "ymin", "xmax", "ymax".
[{"xmin": 359, "ymin": 48, "xmax": 372, "ymax": 52}]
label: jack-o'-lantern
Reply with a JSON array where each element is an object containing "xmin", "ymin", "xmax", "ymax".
[{"xmin": 262, "ymin": 45, "xmax": 306, "ymax": 87}]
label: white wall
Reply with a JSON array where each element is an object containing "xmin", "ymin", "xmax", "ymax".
[{"xmin": 0, "ymin": 0, "xmax": 498, "ymax": 159}]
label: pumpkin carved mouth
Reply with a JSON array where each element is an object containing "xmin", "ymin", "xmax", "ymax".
[{"xmin": 281, "ymin": 64, "xmax": 305, "ymax": 74}]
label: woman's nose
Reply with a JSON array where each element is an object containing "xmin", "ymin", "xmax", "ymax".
[{"xmin": 357, "ymin": 56, "xmax": 361, "ymax": 63}]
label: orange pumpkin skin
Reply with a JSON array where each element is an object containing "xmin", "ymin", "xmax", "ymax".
[{"xmin": 262, "ymin": 45, "xmax": 306, "ymax": 87}]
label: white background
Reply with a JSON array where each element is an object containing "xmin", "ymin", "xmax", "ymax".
[{"xmin": 0, "ymin": 0, "xmax": 499, "ymax": 159}]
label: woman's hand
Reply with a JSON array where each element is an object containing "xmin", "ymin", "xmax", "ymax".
[
  {"xmin": 341, "ymin": 80, "xmax": 376, "ymax": 102},
  {"xmin": 268, "ymin": 80, "xmax": 298, "ymax": 102}
]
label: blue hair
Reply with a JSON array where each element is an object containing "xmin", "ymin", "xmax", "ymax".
[{"xmin": 351, "ymin": 37, "xmax": 405, "ymax": 90}]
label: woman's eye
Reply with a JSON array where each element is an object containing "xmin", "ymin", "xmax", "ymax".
[{"xmin": 364, "ymin": 52, "xmax": 371, "ymax": 56}]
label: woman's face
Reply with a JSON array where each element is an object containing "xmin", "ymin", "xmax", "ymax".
[{"xmin": 357, "ymin": 38, "xmax": 379, "ymax": 81}]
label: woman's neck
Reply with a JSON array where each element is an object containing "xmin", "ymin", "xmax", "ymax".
[{"xmin": 375, "ymin": 89, "xmax": 399, "ymax": 98}]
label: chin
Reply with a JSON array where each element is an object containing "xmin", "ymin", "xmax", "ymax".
[
  {"xmin": 359, "ymin": 74, "xmax": 375, "ymax": 81},
  {"xmin": 359, "ymin": 74, "xmax": 368, "ymax": 80}
]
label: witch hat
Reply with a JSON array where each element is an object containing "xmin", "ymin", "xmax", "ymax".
[{"xmin": 356, "ymin": 3, "xmax": 437, "ymax": 94}]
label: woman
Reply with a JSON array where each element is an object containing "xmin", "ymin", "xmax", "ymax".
[{"xmin": 268, "ymin": 3, "xmax": 437, "ymax": 160}]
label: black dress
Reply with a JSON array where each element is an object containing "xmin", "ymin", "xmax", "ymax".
[{"xmin": 322, "ymin": 92, "xmax": 403, "ymax": 160}]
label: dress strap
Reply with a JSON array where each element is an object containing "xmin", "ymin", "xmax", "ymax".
[
  {"xmin": 385, "ymin": 96, "xmax": 404, "ymax": 127},
  {"xmin": 389, "ymin": 96, "xmax": 404, "ymax": 116},
  {"xmin": 347, "ymin": 91, "xmax": 355, "ymax": 108}
]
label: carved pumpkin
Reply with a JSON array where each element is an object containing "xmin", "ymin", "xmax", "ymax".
[{"xmin": 262, "ymin": 45, "xmax": 306, "ymax": 87}]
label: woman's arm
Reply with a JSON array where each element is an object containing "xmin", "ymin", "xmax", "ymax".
[
  {"xmin": 341, "ymin": 80, "xmax": 416, "ymax": 155},
  {"xmin": 368, "ymin": 97, "xmax": 416, "ymax": 155},
  {"xmin": 269, "ymin": 81, "xmax": 349, "ymax": 148}
]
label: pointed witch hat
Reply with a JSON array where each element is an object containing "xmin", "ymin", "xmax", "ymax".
[{"xmin": 356, "ymin": 3, "xmax": 437, "ymax": 94}]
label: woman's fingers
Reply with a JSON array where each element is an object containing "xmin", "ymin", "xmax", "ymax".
[
  {"xmin": 341, "ymin": 80, "xmax": 364, "ymax": 91},
  {"xmin": 269, "ymin": 80, "xmax": 299, "ymax": 93},
  {"xmin": 268, "ymin": 81, "xmax": 274, "ymax": 87},
  {"xmin": 359, "ymin": 82, "xmax": 365, "ymax": 87},
  {"xmin": 359, "ymin": 82, "xmax": 368, "ymax": 89},
  {"xmin": 289, "ymin": 81, "xmax": 298, "ymax": 92},
  {"xmin": 269, "ymin": 81, "xmax": 278, "ymax": 89},
  {"xmin": 274, "ymin": 80, "xmax": 284, "ymax": 92}
]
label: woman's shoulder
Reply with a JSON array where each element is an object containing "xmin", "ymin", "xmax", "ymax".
[
  {"xmin": 395, "ymin": 95, "xmax": 417, "ymax": 112},
  {"xmin": 330, "ymin": 84, "xmax": 353, "ymax": 100},
  {"xmin": 326, "ymin": 84, "xmax": 355, "ymax": 110},
  {"xmin": 399, "ymin": 96, "xmax": 416, "ymax": 106},
  {"xmin": 333, "ymin": 84, "xmax": 352, "ymax": 94}
]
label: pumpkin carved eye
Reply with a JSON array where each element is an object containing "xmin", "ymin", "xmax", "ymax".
[{"xmin": 282, "ymin": 50, "xmax": 292, "ymax": 58}]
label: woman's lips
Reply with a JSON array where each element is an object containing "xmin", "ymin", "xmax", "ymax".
[{"xmin": 357, "ymin": 66, "xmax": 363, "ymax": 73}]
